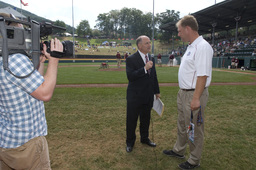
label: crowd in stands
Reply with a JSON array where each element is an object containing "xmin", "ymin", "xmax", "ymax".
[
  {"xmin": 165, "ymin": 35, "xmax": 256, "ymax": 59},
  {"xmin": 168, "ymin": 34, "xmax": 256, "ymax": 58},
  {"xmin": 211, "ymin": 36, "xmax": 256, "ymax": 57}
]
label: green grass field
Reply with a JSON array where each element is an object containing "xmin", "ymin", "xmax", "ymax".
[
  {"xmin": 56, "ymin": 64, "xmax": 256, "ymax": 84},
  {"xmin": 59, "ymin": 37, "xmax": 178, "ymax": 56},
  {"xmin": 44, "ymin": 64, "xmax": 256, "ymax": 170}
]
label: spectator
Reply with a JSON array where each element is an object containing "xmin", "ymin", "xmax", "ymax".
[
  {"xmin": 157, "ymin": 53, "xmax": 162, "ymax": 67},
  {"xmin": 124, "ymin": 51, "xmax": 129, "ymax": 62},
  {"xmin": 235, "ymin": 57, "xmax": 239, "ymax": 69},
  {"xmin": 116, "ymin": 51, "xmax": 121, "ymax": 68},
  {"xmin": 167, "ymin": 52, "xmax": 175, "ymax": 67},
  {"xmin": 231, "ymin": 57, "xmax": 235, "ymax": 69},
  {"xmin": 252, "ymin": 49, "xmax": 256, "ymax": 56}
]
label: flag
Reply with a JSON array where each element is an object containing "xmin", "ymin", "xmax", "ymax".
[{"xmin": 20, "ymin": 0, "xmax": 28, "ymax": 6}]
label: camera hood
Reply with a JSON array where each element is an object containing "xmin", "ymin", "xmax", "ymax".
[{"xmin": 0, "ymin": 15, "xmax": 40, "ymax": 78}]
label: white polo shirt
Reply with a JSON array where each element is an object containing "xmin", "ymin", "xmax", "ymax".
[{"xmin": 178, "ymin": 36, "xmax": 213, "ymax": 89}]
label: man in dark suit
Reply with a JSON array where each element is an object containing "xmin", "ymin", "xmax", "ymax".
[{"xmin": 125, "ymin": 35, "xmax": 160, "ymax": 152}]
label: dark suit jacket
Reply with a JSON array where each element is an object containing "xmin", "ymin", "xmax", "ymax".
[{"xmin": 126, "ymin": 51, "xmax": 160, "ymax": 107}]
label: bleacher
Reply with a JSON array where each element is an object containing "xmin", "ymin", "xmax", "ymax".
[{"xmin": 225, "ymin": 43, "xmax": 256, "ymax": 57}]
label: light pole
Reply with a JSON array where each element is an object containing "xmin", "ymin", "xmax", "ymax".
[
  {"xmin": 72, "ymin": 0, "xmax": 75, "ymax": 59},
  {"xmin": 235, "ymin": 16, "xmax": 241, "ymax": 41},
  {"xmin": 152, "ymin": 0, "xmax": 155, "ymax": 56},
  {"xmin": 212, "ymin": 22, "xmax": 217, "ymax": 45}
]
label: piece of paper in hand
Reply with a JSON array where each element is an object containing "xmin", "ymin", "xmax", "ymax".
[{"xmin": 153, "ymin": 96, "xmax": 164, "ymax": 117}]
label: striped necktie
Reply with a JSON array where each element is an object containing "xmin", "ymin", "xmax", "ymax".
[
  {"xmin": 145, "ymin": 55, "xmax": 150, "ymax": 74},
  {"xmin": 145, "ymin": 55, "xmax": 149, "ymax": 63}
]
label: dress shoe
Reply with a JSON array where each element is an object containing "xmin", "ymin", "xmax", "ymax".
[
  {"xmin": 126, "ymin": 146, "xmax": 133, "ymax": 152},
  {"xmin": 141, "ymin": 140, "xmax": 156, "ymax": 147},
  {"xmin": 163, "ymin": 149, "xmax": 185, "ymax": 159},
  {"xmin": 178, "ymin": 161, "xmax": 200, "ymax": 169}
]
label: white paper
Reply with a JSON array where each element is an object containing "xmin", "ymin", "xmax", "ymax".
[{"xmin": 153, "ymin": 97, "xmax": 164, "ymax": 117}]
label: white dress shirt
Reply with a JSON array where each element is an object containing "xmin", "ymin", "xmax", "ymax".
[{"xmin": 138, "ymin": 50, "xmax": 149, "ymax": 74}]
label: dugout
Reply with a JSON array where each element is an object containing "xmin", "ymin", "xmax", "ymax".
[
  {"xmin": 212, "ymin": 56, "xmax": 256, "ymax": 70},
  {"xmin": 159, "ymin": 56, "xmax": 255, "ymax": 70},
  {"xmin": 250, "ymin": 59, "xmax": 256, "ymax": 71}
]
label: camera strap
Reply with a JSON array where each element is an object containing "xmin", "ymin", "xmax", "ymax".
[
  {"xmin": 8, "ymin": 49, "xmax": 28, "ymax": 56},
  {"xmin": 190, "ymin": 106, "xmax": 203, "ymax": 126},
  {"xmin": 0, "ymin": 17, "xmax": 9, "ymax": 70},
  {"xmin": 50, "ymin": 51, "xmax": 64, "ymax": 58}
]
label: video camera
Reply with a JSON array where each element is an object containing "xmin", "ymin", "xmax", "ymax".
[
  {"xmin": 0, "ymin": 15, "xmax": 74, "ymax": 78},
  {"xmin": 40, "ymin": 22, "xmax": 73, "ymax": 57}
]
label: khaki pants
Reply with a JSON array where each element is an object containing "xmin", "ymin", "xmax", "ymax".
[
  {"xmin": 173, "ymin": 88, "xmax": 209, "ymax": 165},
  {"xmin": 0, "ymin": 136, "xmax": 51, "ymax": 170}
]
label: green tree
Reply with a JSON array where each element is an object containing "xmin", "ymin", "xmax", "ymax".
[
  {"xmin": 156, "ymin": 9, "xmax": 180, "ymax": 42},
  {"xmin": 118, "ymin": 7, "xmax": 131, "ymax": 38},
  {"xmin": 139, "ymin": 12, "xmax": 153, "ymax": 38},
  {"xmin": 53, "ymin": 20, "xmax": 66, "ymax": 35},
  {"xmin": 95, "ymin": 13, "xmax": 112, "ymax": 38},
  {"xmin": 126, "ymin": 8, "xmax": 144, "ymax": 39},
  {"xmin": 91, "ymin": 29, "xmax": 101, "ymax": 38},
  {"xmin": 95, "ymin": 7, "xmax": 179, "ymax": 40},
  {"xmin": 77, "ymin": 20, "xmax": 91, "ymax": 38},
  {"xmin": 66, "ymin": 25, "xmax": 76, "ymax": 35},
  {"xmin": 109, "ymin": 10, "xmax": 120, "ymax": 38}
]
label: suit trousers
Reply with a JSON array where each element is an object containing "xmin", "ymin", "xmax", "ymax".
[
  {"xmin": 126, "ymin": 101, "xmax": 152, "ymax": 146},
  {"xmin": 173, "ymin": 88, "xmax": 209, "ymax": 165}
]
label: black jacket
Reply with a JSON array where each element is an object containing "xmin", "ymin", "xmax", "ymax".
[{"xmin": 126, "ymin": 51, "xmax": 160, "ymax": 107}]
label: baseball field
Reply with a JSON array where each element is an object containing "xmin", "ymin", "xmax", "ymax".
[{"xmin": 45, "ymin": 62, "xmax": 256, "ymax": 170}]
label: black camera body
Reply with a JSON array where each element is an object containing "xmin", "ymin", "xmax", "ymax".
[
  {"xmin": 0, "ymin": 15, "xmax": 74, "ymax": 78},
  {"xmin": 39, "ymin": 22, "xmax": 73, "ymax": 58},
  {"xmin": 41, "ymin": 40, "xmax": 74, "ymax": 58}
]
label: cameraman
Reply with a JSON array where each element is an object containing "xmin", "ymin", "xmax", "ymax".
[{"xmin": 0, "ymin": 13, "xmax": 62, "ymax": 170}]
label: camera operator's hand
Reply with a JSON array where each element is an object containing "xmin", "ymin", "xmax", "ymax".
[
  {"xmin": 37, "ymin": 54, "xmax": 47, "ymax": 75},
  {"xmin": 40, "ymin": 54, "xmax": 47, "ymax": 63},
  {"xmin": 50, "ymin": 38, "xmax": 63, "ymax": 54},
  {"xmin": 32, "ymin": 38, "xmax": 62, "ymax": 102},
  {"xmin": 41, "ymin": 38, "xmax": 63, "ymax": 60}
]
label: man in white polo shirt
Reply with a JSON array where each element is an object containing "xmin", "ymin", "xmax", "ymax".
[{"xmin": 163, "ymin": 15, "xmax": 213, "ymax": 169}]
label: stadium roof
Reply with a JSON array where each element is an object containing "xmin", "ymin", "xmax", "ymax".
[
  {"xmin": 0, "ymin": 6, "xmax": 26, "ymax": 19},
  {"xmin": 160, "ymin": 0, "xmax": 256, "ymax": 35}
]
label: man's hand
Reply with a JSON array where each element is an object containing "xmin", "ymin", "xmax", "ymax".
[
  {"xmin": 190, "ymin": 98, "xmax": 200, "ymax": 111},
  {"xmin": 40, "ymin": 54, "xmax": 46, "ymax": 63},
  {"xmin": 41, "ymin": 38, "xmax": 63, "ymax": 60},
  {"xmin": 155, "ymin": 93, "xmax": 161, "ymax": 100},
  {"xmin": 144, "ymin": 61, "xmax": 153, "ymax": 70},
  {"xmin": 190, "ymin": 76, "xmax": 207, "ymax": 111}
]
